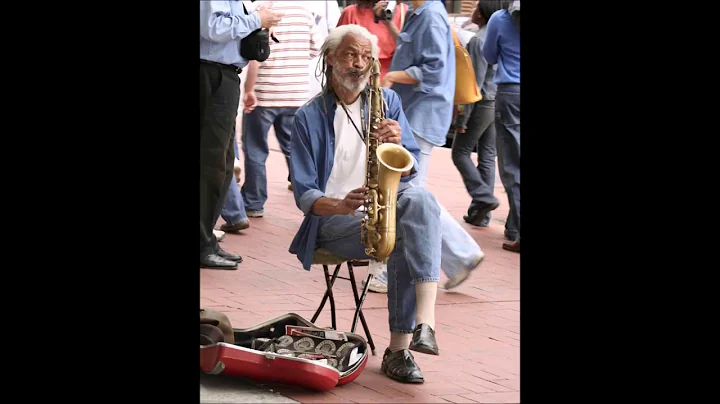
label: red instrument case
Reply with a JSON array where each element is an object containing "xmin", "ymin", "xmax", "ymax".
[{"xmin": 200, "ymin": 313, "xmax": 369, "ymax": 391}]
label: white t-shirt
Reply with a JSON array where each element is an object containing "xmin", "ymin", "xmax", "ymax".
[{"xmin": 324, "ymin": 98, "xmax": 367, "ymax": 201}]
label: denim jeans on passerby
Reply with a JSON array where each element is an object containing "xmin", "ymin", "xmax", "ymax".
[
  {"xmin": 317, "ymin": 186, "xmax": 441, "ymax": 334},
  {"xmin": 451, "ymin": 101, "xmax": 498, "ymax": 220},
  {"xmin": 409, "ymin": 134, "xmax": 485, "ymax": 276},
  {"xmin": 240, "ymin": 106, "xmax": 296, "ymax": 212},
  {"xmin": 221, "ymin": 135, "xmax": 248, "ymax": 225},
  {"xmin": 495, "ymin": 84, "xmax": 520, "ymax": 241}
]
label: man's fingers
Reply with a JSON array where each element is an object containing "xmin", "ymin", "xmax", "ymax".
[{"xmin": 346, "ymin": 195, "xmax": 367, "ymax": 203}]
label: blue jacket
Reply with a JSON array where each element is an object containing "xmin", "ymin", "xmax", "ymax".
[{"xmin": 288, "ymin": 88, "xmax": 421, "ymax": 270}]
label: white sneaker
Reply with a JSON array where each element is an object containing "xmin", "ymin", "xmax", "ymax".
[
  {"xmin": 361, "ymin": 277, "xmax": 388, "ymax": 293},
  {"xmin": 213, "ymin": 229, "xmax": 226, "ymax": 242},
  {"xmin": 444, "ymin": 252, "xmax": 485, "ymax": 290},
  {"xmin": 361, "ymin": 260, "xmax": 389, "ymax": 293}
]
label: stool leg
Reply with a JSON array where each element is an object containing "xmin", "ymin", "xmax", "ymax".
[
  {"xmin": 348, "ymin": 264, "xmax": 377, "ymax": 356},
  {"xmin": 358, "ymin": 275, "xmax": 377, "ymax": 356},
  {"xmin": 312, "ymin": 264, "xmax": 341, "ymax": 329},
  {"xmin": 329, "ymin": 264, "xmax": 340, "ymax": 330}
]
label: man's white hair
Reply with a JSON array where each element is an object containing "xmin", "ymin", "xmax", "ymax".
[
  {"xmin": 321, "ymin": 24, "xmax": 380, "ymax": 59},
  {"xmin": 315, "ymin": 24, "xmax": 380, "ymax": 91}
]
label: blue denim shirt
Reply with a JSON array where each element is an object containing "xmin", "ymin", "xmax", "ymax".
[
  {"xmin": 200, "ymin": 1, "xmax": 261, "ymax": 67},
  {"xmin": 388, "ymin": 1, "xmax": 456, "ymax": 146},
  {"xmin": 483, "ymin": 10, "xmax": 520, "ymax": 85},
  {"xmin": 288, "ymin": 88, "xmax": 421, "ymax": 270}
]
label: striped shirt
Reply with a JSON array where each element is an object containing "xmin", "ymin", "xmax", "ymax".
[{"xmin": 254, "ymin": 1, "xmax": 322, "ymax": 108}]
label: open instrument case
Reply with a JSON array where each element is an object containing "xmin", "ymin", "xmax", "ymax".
[{"xmin": 200, "ymin": 313, "xmax": 370, "ymax": 391}]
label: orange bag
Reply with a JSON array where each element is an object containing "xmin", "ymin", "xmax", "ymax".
[{"xmin": 451, "ymin": 28, "xmax": 482, "ymax": 105}]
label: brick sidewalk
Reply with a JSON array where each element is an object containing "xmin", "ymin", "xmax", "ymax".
[{"xmin": 200, "ymin": 126, "xmax": 520, "ymax": 404}]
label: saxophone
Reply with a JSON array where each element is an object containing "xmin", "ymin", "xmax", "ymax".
[{"xmin": 360, "ymin": 59, "xmax": 415, "ymax": 261}]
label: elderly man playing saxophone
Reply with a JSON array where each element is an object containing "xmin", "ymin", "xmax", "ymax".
[{"xmin": 288, "ymin": 24, "xmax": 440, "ymax": 384}]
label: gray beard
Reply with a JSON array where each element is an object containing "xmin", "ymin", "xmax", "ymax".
[{"xmin": 332, "ymin": 65, "xmax": 370, "ymax": 93}]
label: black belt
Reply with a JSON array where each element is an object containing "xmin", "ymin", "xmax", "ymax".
[{"xmin": 200, "ymin": 59, "xmax": 242, "ymax": 73}]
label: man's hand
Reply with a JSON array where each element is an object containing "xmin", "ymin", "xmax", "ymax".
[
  {"xmin": 339, "ymin": 187, "xmax": 369, "ymax": 216},
  {"xmin": 373, "ymin": 1, "xmax": 389, "ymax": 19},
  {"xmin": 243, "ymin": 91, "xmax": 257, "ymax": 113},
  {"xmin": 257, "ymin": 3, "xmax": 284, "ymax": 29},
  {"xmin": 376, "ymin": 119, "xmax": 402, "ymax": 145}
]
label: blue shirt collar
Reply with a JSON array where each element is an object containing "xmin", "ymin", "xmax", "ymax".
[{"xmin": 411, "ymin": 1, "xmax": 432, "ymax": 16}]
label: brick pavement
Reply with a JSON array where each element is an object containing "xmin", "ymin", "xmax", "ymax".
[{"xmin": 200, "ymin": 123, "xmax": 520, "ymax": 404}]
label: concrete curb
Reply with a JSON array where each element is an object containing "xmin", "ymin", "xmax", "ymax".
[{"xmin": 200, "ymin": 373, "xmax": 299, "ymax": 403}]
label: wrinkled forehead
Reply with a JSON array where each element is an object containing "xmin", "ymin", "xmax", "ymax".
[{"xmin": 336, "ymin": 34, "xmax": 372, "ymax": 56}]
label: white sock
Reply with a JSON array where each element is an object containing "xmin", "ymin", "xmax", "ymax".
[
  {"xmin": 388, "ymin": 332, "xmax": 413, "ymax": 352},
  {"xmin": 415, "ymin": 281, "xmax": 438, "ymax": 330}
]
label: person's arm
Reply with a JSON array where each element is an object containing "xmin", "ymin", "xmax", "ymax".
[
  {"xmin": 308, "ymin": 14, "xmax": 323, "ymax": 59},
  {"xmin": 380, "ymin": 1, "xmax": 407, "ymax": 41},
  {"xmin": 373, "ymin": 1, "xmax": 407, "ymax": 41},
  {"xmin": 290, "ymin": 110, "xmax": 326, "ymax": 216},
  {"xmin": 242, "ymin": 60, "xmax": 259, "ymax": 113},
  {"xmin": 397, "ymin": 22, "xmax": 450, "ymax": 93},
  {"xmin": 382, "ymin": 70, "xmax": 418, "ymax": 87},
  {"xmin": 482, "ymin": 14, "xmax": 500, "ymax": 65},
  {"xmin": 467, "ymin": 35, "xmax": 490, "ymax": 95},
  {"xmin": 383, "ymin": 89, "xmax": 420, "ymax": 182},
  {"xmin": 382, "ymin": 19, "xmax": 401, "ymax": 41},
  {"xmin": 291, "ymin": 111, "xmax": 366, "ymax": 217},
  {"xmin": 244, "ymin": 61, "xmax": 259, "ymax": 93},
  {"xmin": 199, "ymin": 1, "xmax": 262, "ymax": 43}
]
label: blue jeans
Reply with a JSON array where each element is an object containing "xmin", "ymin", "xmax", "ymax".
[
  {"xmin": 451, "ymin": 101, "xmax": 498, "ymax": 219},
  {"xmin": 220, "ymin": 135, "xmax": 248, "ymax": 225},
  {"xmin": 240, "ymin": 106, "xmax": 296, "ymax": 212},
  {"xmin": 495, "ymin": 85, "xmax": 520, "ymax": 240},
  {"xmin": 317, "ymin": 186, "xmax": 441, "ymax": 334},
  {"xmin": 410, "ymin": 134, "xmax": 484, "ymax": 277}
]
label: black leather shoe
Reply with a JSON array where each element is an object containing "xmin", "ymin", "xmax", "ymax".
[
  {"xmin": 409, "ymin": 324, "xmax": 439, "ymax": 355},
  {"xmin": 200, "ymin": 254, "xmax": 238, "ymax": 270},
  {"xmin": 380, "ymin": 348, "xmax": 424, "ymax": 384},
  {"xmin": 217, "ymin": 249, "xmax": 242, "ymax": 263}
]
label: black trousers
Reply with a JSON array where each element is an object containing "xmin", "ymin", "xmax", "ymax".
[{"xmin": 200, "ymin": 61, "xmax": 240, "ymax": 258}]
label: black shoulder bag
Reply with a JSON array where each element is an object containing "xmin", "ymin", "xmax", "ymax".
[{"xmin": 240, "ymin": 3, "xmax": 279, "ymax": 62}]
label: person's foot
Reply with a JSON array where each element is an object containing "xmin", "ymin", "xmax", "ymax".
[
  {"xmin": 409, "ymin": 324, "xmax": 439, "ymax": 356},
  {"xmin": 246, "ymin": 210, "xmax": 264, "ymax": 218},
  {"xmin": 213, "ymin": 229, "xmax": 226, "ymax": 242},
  {"xmin": 444, "ymin": 252, "xmax": 484, "ymax": 290},
  {"xmin": 380, "ymin": 348, "xmax": 424, "ymax": 384},
  {"xmin": 220, "ymin": 219, "xmax": 250, "ymax": 233},
  {"xmin": 361, "ymin": 277, "xmax": 388, "ymax": 293},
  {"xmin": 502, "ymin": 240, "xmax": 520, "ymax": 253},
  {"xmin": 217, "ymin": 248, "xmax": 243, "ymax": 263},
  {"xmin": 200, "ymin": 254, "xmax": 238, "ymax": 270},
  {"xmin": 464, "ymin": 202, "xmax": 499, "ymax": 227}
]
